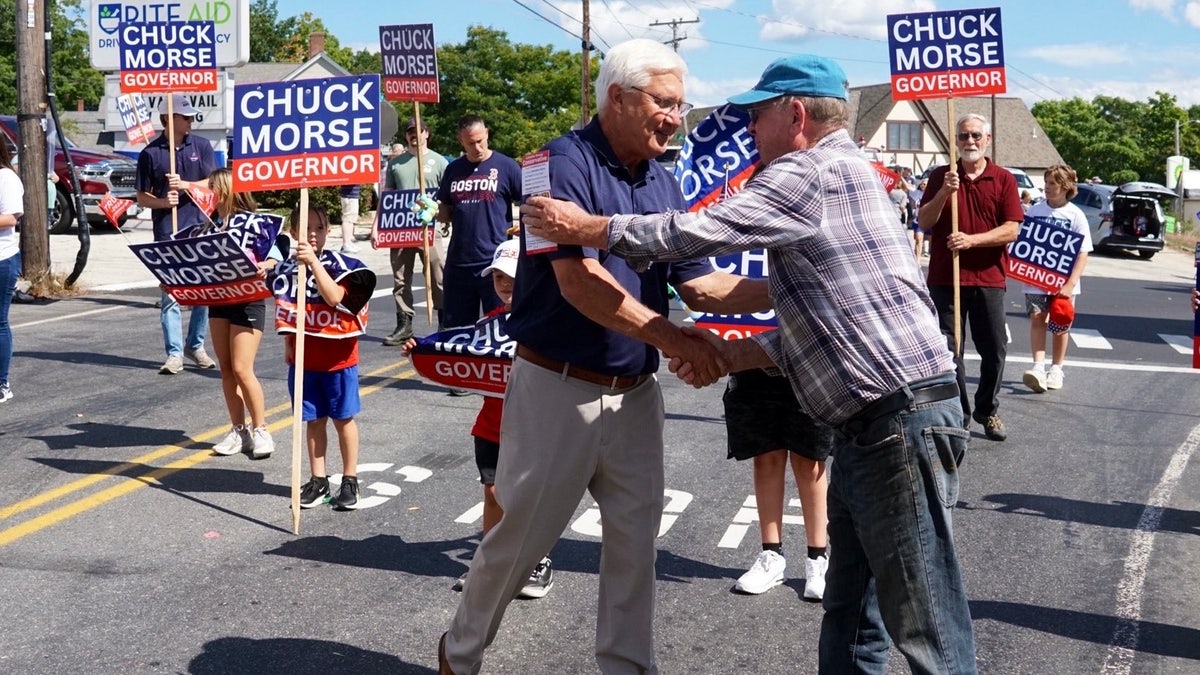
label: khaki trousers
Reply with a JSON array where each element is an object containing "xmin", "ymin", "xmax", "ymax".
[{"xmin": 445, "ymin": 356, "xmax": 665, "ymax": 674}]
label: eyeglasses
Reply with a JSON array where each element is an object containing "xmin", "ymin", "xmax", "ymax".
[
  {"xmin": 629, "ymin": 86, "xmax": 693, "ymax": 117},
  {"xmin": 746, "ymin": 97, "xmax": 789, "ymax": 124},
  {"xmin": 956, "ymin": 131, "xmax": 984, "ymax": 142}
]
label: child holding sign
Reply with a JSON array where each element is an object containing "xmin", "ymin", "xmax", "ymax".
[
  {"xmin": 1021, "ymin": 164, "xmax": 1092, "ymax": 393},
  {"xmin": 275, "ymin": 203, "xmax": 376, "ymax": 510},
  {"xmin": 402, "ymin": 239, "xmax": 554, "ymax": 598},
  {"xmin": 205, "ymin": 168, "xmax": 280, "ymax": 459}
]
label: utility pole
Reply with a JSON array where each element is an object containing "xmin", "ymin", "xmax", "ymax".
[
  {"xmin": 650, "ymin": 17, "xmax": 699, "ymax": 52},
  {"xmin": 580, "ymin": 0, "xmax": 591, "ymax": 125},
  {"xmin": 15, "ymin": 0, "xmax": 49, "ymax": 286}
]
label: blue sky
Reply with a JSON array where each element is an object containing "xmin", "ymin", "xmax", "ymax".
[{"xmin": 274, "ymin": 0, "xmax": 1200, "ymax": 108}]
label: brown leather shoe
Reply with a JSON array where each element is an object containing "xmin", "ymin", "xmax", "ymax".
[{"xmin": 438, "ymin": 632, "xmax": 455, "ymax": 675}]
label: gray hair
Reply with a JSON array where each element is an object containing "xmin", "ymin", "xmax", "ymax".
[
  {"xmin": 956, "ymin": 113, "xmax": 992, "ymax": 136},
  {"xmin": 595, "ymin": 39, "xmax": 688, "ymax": 115},
  {"xmin": 796, "ymin": 96, "xmax": 850, "ymax": 130}
]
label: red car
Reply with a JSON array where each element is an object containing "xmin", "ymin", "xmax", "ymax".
[{"xmin": 0, "ymin": 115, "xmax": 140, "ymax": 233}]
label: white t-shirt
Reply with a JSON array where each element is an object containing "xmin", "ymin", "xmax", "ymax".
[
  {"xmin": 1021, "ymin": 199, "xmax": 1093, "ymax": 295},
  {"xmin": 0, "ymin": 166, "xmax": 24, "ymax": 261}
]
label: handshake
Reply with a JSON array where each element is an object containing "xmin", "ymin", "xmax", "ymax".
[{"xmin": 663, "ymin": 325, "xmax": 742, "ymax": 389}]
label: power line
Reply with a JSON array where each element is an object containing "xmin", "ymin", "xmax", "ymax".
[
  {"xmin": 532, "ymin": 0, "xmax": 612, "ymax": 50},
  {"xmin": 509, "ymin": 0, "xmax": 609, "ymax": 52},
  {"xmin": 599, "ymin": 0, "xmax": 636, "ymax": 39}
]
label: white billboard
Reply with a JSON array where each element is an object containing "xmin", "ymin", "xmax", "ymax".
[
  {"xmin": 88, "ymin": 0, "xmax": 249, "ymax": 70},
  {"xmin": 103, "ymin": 72, "xmax": 233, "ymax": 131}
]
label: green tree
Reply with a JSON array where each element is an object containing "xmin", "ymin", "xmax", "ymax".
[
  {"xmin": 0, "ymin": 0, "xmax": 101, "ymax": 112},
  {"xmin": 248, "ymin": 0, "xmax": 298, "ymax": 63},
  {"xmin": 427, "ymin": 26, "xmax": 588, "ymax": 158}
]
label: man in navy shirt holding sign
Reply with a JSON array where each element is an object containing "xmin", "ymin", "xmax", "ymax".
[
  {"xmin": 135, "ymin": 94, "xmax": 217, "ymax": 374},
  {"xmin": 439, "ymin": 39, "xmax": 769, "ymax": 675},
  {"xmin": 436, "ymin": 115, "xmax": 521, "ymax": 328}
]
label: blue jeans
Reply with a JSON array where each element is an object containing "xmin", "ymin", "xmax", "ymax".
[
  {"xmin": 820, "ymin": 375, "xmax": 977, "ymax": 675},
  {"xmin": 161, "ymin": 291, "xmax": 208, "ymax": 358},
  {"xmin": 0, "ymin": 254, "xmax": 15, "ymax": 383}
]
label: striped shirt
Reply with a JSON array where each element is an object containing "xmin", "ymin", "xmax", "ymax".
[{"xmin": 608, "ymin": 129, "xmax": 954, "ymax": 426}]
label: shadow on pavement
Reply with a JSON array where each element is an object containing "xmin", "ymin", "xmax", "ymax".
[
  {"xmin": 27, "ymin": 422, "xmax": 192, "ymax": 450},
  {"xmin": 189, "ymin": 637, "xmax": 421, "ymax": 674},
  {"xmin": 970, "ymin": 600, "xmax": 1200, "ymax": 660},
  {"xmin": 974, "ymin": 493, "xmax": 1200, "ymax": 536}
]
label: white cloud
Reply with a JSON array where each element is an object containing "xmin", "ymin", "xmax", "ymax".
[
  {"xmin": 1022, "ymin": 43, "xmax": 1131, "ymax": 67},
  {"xmin": 543, "ymin": 1, "xmax": 734, "ymax": 54},
  {"xmin": 1013, "ymin": 72, "xmax": 1200, "ymax": 108},
  {"xmin": 1185, "ymin": 1, "xmax": 1200, "ymax": 26},
  {"xmin": 685, "ymin": 74, "xmax": 760, "ymax": 109},
  {"xmin": 1128, "ymin": 0, "xmax": 1177, "ymax": 17},
  {"xmin": 758, "ymin": 0, "xmax": 936, "ymax": 42}
]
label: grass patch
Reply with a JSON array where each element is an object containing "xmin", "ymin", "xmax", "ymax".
[{"xmin": 22, "ymin": 269, "xmax": 88, "ymax": 299}]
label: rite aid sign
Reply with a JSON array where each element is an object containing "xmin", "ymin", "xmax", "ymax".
[{"xmin": 89, "ymin": 0, "xmax": 249, "ymax": 70}]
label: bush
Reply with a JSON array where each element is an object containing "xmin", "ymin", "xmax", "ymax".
[{"xmin": 1110, "ymin": 169, "xmax": 1139, "ymax": 185}]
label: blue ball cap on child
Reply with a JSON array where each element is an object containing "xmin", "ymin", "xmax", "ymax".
[{"xmin": 728, "ymin": 54, "xmax": 850, "ymax": 106}]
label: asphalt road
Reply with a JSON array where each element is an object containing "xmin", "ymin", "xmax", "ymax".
[{"xmin": 2, "ymin": 249, "xmax": 1199, "ymax": 674}]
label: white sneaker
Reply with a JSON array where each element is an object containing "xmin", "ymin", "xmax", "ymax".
[
  {"xmin": 734, "ymin": 550, "xmax": 786, "ymax": 594},
  {"xmin": 212, "ymin": 425, "xmax": 251, "ymax": 456},
  {"xmin": 250, "ymin": 426, "xmax": 274, "ymax": 458},
  {"xmin": 1022, "ymin": 368, "xmax": 1047, "ymax": 393},
  {"xmin": 1046, "ymin": 368, "xmax": 1064, "ymax": 390},
  {"xmin": 803, "ymin": 554, "xmax": 829, "ymax": 601},
  {"xmin": 340, "ymin": 243, "xmax": 361, "ymax": 254},
  {"xmin": 184, "ymin": 346, "xmax": 216, "ymax": 369}
]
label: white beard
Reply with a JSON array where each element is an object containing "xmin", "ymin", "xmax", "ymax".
[{"xmin": 960, "ymin": 148, "xmax": 983, "ymax": 163}]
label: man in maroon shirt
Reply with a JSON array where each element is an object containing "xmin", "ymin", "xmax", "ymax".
[{"xmin": 918, "ymin": 113, "xmax": 1023, "ymax": 441}]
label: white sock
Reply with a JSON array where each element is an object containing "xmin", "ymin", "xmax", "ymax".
[{"xmin": 1032, "ymin": 361, "xmax": 1046, "ymax": 372}]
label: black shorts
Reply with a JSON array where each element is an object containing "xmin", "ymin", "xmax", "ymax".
[
  {"xmin": 473, "ymin": 436, "xmax": 499, "ymax": 485},
  {"xmin": 208, "ymin": 300, "xmax": 267, "ymax": 330},
  {"xmin": 722, "ymin": 370, "xmax": 833, "ymax": 462}
]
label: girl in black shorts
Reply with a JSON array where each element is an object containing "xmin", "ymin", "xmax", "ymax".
[{"xmin": 206, "ymin": 168, "xmax": 280, "ymax": 459}]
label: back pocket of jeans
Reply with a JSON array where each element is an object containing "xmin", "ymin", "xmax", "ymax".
[{"xmin": 922, "ymin": 426, "xmax": 970, "ymax": 508}]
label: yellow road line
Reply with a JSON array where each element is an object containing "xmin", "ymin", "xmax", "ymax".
[{"xmin": 0, "ymin": 362, "xmax": 415, "ymax": 545}]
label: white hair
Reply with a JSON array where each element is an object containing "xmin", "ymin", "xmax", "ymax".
[
  {"xmin": 594, "ymin": 39, "xmax": 687, "ymax": 115},
  {"xmin": 956, "ymin": 113, "xmax": 992, "ymax": 136}
]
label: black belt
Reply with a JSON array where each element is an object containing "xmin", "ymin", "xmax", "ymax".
[
  {"xmin": 516, "ymin": 345, "xmax": 648, "ymax": 390},
  {"xmin": 838, "ymin": 379, "xmax": 960, "ymax": 437}
]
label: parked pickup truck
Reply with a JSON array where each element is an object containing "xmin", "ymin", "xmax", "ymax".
[{"xmin": 0, "ymin": 115, "xmax": 140, "ymax": 233}]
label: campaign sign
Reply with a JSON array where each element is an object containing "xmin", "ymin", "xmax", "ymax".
[
  {"xmin": 694, "ymin": 250, "xmax": 777, "ymax": 337},
  {"xmin": 379, "ymin": 24, "xmax": 439, "ymax": 103},
  {"xmin": 887, "ymin": 7, "xmax": 1005, "ymax": 100},
  {"xmin": 674, "ymin": 104, "xmax": 759, "ymax": 210},
  {"xmin": 99, "ymin": 192, "xmax": 135, "ymax": 228},
  {"xmin": 273, "ymin": 251, "xmax": 376, "ymax": 338},
  {"xmin": 177, "ymin": 212, "xmax": 285, "ymax": 264},
  {"xmin": 375, "ymin": 188, "xmax": 437, "ymax": 249},
  {"xmin": 118, "ymin": 21, "xmax": 218, "ymax": 93},
  {"xmin": 408, "ymin": 313, "xmax": 514, "ymax": 397},
  {"xmin": 874, "ymin": 163, "xmax": 901, "ymax": 193},
  {"xmin": 233, "ymin": 74, "xmax": 382, "ymax": 192},
  {"xmin": 116, "ymin": 93, "xmax": 156, "ymax": 144},
  {"xmin": 129, "ymin": 231, "xmax": 269, "ymax": 306},
  {"xmin": 1006, "ymin": 216, "xmax": 1083, "ymax": 293},
  {"xmin": 89, "ymin": 0, "xmax": 249, "ymax": 70}
]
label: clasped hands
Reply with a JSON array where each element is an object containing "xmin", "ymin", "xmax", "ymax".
[{"xmin": 663, "ymin": 325, "xmax": 734, "ymax": 388}]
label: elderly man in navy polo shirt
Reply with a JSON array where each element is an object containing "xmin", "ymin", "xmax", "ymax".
[
  {"xmin": 438, "ymin": 39, "xmax": 769, "ymax": 675},
  {"xmin": 135, "ymin": 94, "xmax": 217, "ymax": 375}
]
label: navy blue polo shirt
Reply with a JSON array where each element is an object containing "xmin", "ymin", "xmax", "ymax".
[
  {"xmin": 506, "ymin": 118, "xmax": 711, "ymax": 377},
  {"xmin": 135, "ymin": 132, "xmax": 216, "ymax": 241}
]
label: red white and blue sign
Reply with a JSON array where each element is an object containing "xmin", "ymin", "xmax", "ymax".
[
  {"xmin": 116, "ymin": 93, "xmax": 156, "ymax": 145},
  {"xmin": 374, "ymin": 188, "xmax": 438, "ymax": 249},
  {"xmin": 1006, "ymin": 215, "xmax": 1083, "ymax": 293},
  {"xmin": 177, "ymin": 212, "xmax": 285, "ymax": 265},
  {"xmin": 886, "ymin": 7, "xmax": 1005, "ymax": 100},
  {"xmin": 232, "ymin": 74, "xmax": 382, "ymax": 192},
  {"xmin": 272, "ymin": 251, "xmax": 376, "ymax": 338},
  {"xmin": 380, "ymin": 23, "xmax": 439, "ymax": 103},
  {"xmin": 672, "ymin": 106, "xmax": 775, "ymax": 336},
  {"xmin": 129, "ymin": 231, "xmax": 269, "ymax": 306},
  {"xmin": 408, "ymin": 312, "xmax": 514, "ymax": 397},
  {"xmin": 118, "ymin": 20, "xmax": 217, "ymax": 93},
  {"xmin": 673, "ymin": 104, "xmax": 758, "ymax": 211}
]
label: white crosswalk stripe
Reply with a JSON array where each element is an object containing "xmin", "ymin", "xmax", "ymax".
[
  {"xmin": 1069, "ymin": 328, "xmax": 1113, "ymax": 350},
  {"xmin": 1159, "ymin": 334, "xmax": 1194, "ymax": 355}
]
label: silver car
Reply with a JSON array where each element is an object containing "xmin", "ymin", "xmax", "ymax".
[{"xmin": 1071, "ymin": 183, "xmax": 1115, "ymax": 229}]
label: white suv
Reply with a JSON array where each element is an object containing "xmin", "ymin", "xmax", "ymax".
[{"xmin": 1006, "ymin": 167, "xmax": 1043, "ymax": 203}]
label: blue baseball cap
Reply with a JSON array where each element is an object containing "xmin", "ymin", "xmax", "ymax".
[{"xmin": 728, "ymin": 54, "xmax": 849, "ymax": 106}]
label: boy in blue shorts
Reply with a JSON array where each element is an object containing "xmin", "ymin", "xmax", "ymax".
[{"xmin": 273, "ymin": 203, "xmax": 376, "ymax": 510}]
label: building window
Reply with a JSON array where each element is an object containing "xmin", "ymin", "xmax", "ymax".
[{"xmin": 887, "ymin": 122, "xmax": 923, "ymax": 151}]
